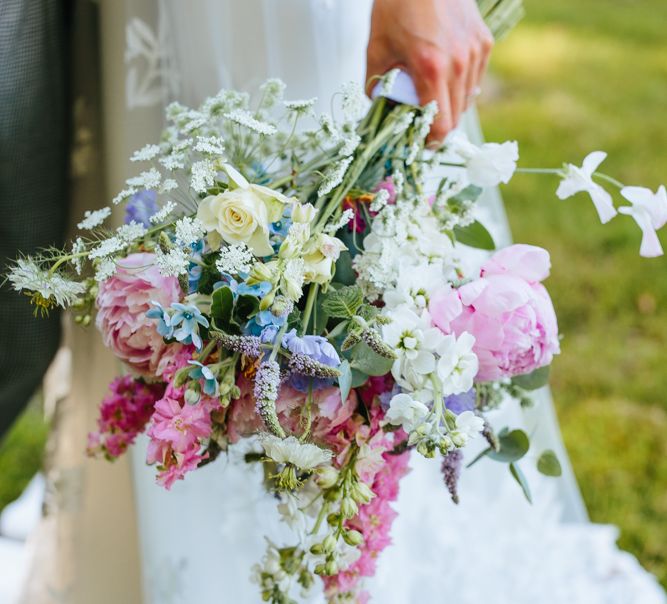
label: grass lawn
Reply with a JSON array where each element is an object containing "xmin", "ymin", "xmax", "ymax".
[{"xmin": 480, "ymin": 0, "xmax": 667, "ymax": 587}]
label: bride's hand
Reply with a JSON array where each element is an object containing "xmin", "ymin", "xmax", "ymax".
[{"xmin": 366, "ymin": 0, "xmax": 494, "ymax": 142}]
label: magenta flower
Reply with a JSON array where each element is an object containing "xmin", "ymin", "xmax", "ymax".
[
  {"xmin": 430, "ymin": 244, "xmax": 560, "ymax": 381},
  {"xmin": 87, "ymin": 375, "xmax": 164, "ymax": 460}
]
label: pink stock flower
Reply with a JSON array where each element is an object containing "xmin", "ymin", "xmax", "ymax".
[
  {"xmin": 87, "ymin": 375, "xmax": 164, "ymax": 460},
  {"xmin": 430, "ymin": 244, "xmax": 560, "ymax": 381},
  {"xmin": 148, "ymin": 397, "xmax": 212, "ymax": 453},
  {"xmin": 96, "ymin": 253, "xmax": 181, "ymax": 377}
]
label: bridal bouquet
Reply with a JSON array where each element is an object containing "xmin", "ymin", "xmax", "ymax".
[{"xmin": 7, "ymin": 68, "xmax": 667, "ymax": 604}]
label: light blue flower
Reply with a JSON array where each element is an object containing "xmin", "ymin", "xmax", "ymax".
[
  {"xmin": 146, "ymin": 301, "xmax": 174, "ymax": 338},
  {"xmin": 282, "ymin": 328, "xmax": 341, "ymax": 391},
  {"xmin": 213, "ymin": 276, "xmax": 272, "ymax": 299},
  {"xmin": 169, "ymin": 303, "xmax": 209, "ymax": 350},
  {"xmin": 124, "ymin": 190, "xmax": 157, "ymax": 227},
  {"xmin": 247, "ymin": 308, "xmax": 286, "ymax": 337},
  {"xmin": 188, "ymin": 361, "xmax": 219, "ymax": 396}
]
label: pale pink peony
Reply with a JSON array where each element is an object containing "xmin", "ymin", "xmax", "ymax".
[
  {"xmin": 430, "ymin": 244, "xmax": 560, "ymax": 382},
  {"xmin": 96, "ymin": 253, "xmax": 181, "ymax": 377}
]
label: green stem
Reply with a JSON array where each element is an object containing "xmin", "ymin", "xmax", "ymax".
[
  {"xmin": 301, "ymin": 283, "xmax": 319, "ymax": 335},
  {"xmin": 269, "ymin": 321, "xmax": 289, "ymax": 362},
  {"xmin": 594, "ymin": 172, "xmax": 626, "ymax": 189}
]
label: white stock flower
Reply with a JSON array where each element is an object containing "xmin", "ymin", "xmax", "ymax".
[
  {"xmin": 261, "ymin": 435, "xmax": 332, "ymax": 470},
  {"xmin": 436, "ymin": 332, "xmax": 479, "ymax": 396},
  {"xmin": 556, "ymin": 151, "xmax": 617, "ymax": 224},
  {"xmin": 384, "ymin": 307, "xmax": 445, "ymax": 392},
  {"xmin": 447, "ymin": 131, "xmax": 518, "ymax": 187},
  {"xmin": 385, "ymin": 393, "xmax": 430, "ymax": 432},
  {"xmin": 619, "ymin": 185, "xmax": 667, "ymax": 257},
  {"xmin": 383, "ymin": 263, "xmax": 443, "ymax": 311},
  {"xmin": 451, "ymin": 410, "xmax": 484, "ymax": 446}
]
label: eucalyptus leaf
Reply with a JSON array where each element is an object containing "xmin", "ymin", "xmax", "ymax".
[
  {"xmin": 509, "ymin": 462, "xmax": 532, "ymax": 503},
  {"xmin": 537, "ymin": 450, "xmax": 562, "ymax": 477},
  {"xmin": 349, "ymin": 342, "xmax": 394, "ymax": 376},
  {"xmin": 487, "ymin": 429, "xmax": 530, "ymax": 463},
  {"xmin": 338, "ymin": 360, "xmax": 352, "ymax": 402},
  {"xmin": 321, "ymin": 286, "xmax": 364, "ymax": 319},
  {"xmin": 512, "ymin": 366, "xmax": 551, "ymax": 391},
  {"xmin": 452, "ymin": 184, "xmax": 483, "ymax": 203},
  {"xmin": 453, "ymin": 220, "xmax": 496, "ymax": 250},
  {"xmin": 351, "ymin": 368, "xmax": 370, "ymax": 388}
]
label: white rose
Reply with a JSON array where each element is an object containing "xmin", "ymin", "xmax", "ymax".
[
  {"xmin": 197, "ymin": 183, "xmax": 288, "ymax": 256},
  {"xmin": 302, "ymin": 234, "xmax": 347, "ymax": 285}
]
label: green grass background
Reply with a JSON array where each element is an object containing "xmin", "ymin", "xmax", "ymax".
[
  {"xmin": 479, "ymin": 0, "xmax": 667, "ymax": 587},
  {"xmin": 1, "ymin": 0, "xmax": 666, "ymax": 589}
]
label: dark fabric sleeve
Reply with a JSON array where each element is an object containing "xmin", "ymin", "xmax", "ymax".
[{"xmin": 0, "ymin": 0, "xmax": 69, "ymax": 438}]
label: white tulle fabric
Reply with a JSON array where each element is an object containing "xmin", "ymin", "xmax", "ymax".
[{"xmin": 126, "ymin": 1, "xmax": 666, "ymax": 602}]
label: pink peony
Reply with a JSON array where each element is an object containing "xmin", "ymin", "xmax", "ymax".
[
  {"xmin": 96, "ymin": 253, "xmax": 181, "ymax": 377},
  {"xmin": 87, "ymin": 375, "xmax": 164, "ymax": 459},
  {"xmin": 430, "ymin": 244, "xmax": 560, "ymax": 381}
]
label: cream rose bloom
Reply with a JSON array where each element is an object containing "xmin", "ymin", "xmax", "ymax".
[
  {"xmin": 302, "ymin": 234, "xmax": 347, "ymax": 285},
  {"xmin": 197, "ymin": 165, "xmax": 291, "ymax": 256}
]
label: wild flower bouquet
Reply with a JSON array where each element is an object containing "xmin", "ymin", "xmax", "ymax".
[{"xmin": 7, "ymin": 65, "xmax": 667, "ymax": 604}]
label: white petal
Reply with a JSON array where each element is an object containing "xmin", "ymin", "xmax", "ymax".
[{"xmin": 581, "ymin": 151, "xmax": 607, "ymax": 177}]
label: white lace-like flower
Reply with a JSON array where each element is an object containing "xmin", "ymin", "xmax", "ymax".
[
  {"xmin": 284, "ymin": 97, "xmax": 317, "ymax": 114},
  {"xmin": 261, "ymin": 435, "xmax": 332, "ymax": 470},
  {"xmin": 259, "ymin": 78, "xmax": 286, "ymax": 108},
  {"xmin": 190, "ymin": 159, "xmax": 217, "ymax": 193},
  {"xmin": 130, "ymin": 144, "xmax": 161, "ymax": 162},
  {"xmin": 112, "ymin": 187, "xmax": 137, "ymax": 205},
  {"xmin": 126, "ymin": 167, "xmax": 162, "ymax": 190},
  {"xmin": 385, "ymin": 393, "xmax": 430, "ymax": 433},
  {"xmin": 160, "ymin": 153, "xmax": 186, "ymax": 171},
  {"xmin": 94, "ymin": 258, "xmax": 117, "ymax": 282},
  {"xmin": 194, "ymin": 135, "xmax": 225, "ymax": 156},
  {"xmin": 88, "ymin": 237, "xmax": 126, "ymax": 259},
  {"xmin": 224, "ymin": 109, "xmax": 277, "ymax": 136},
  {"xmin": 70, "ymin": 238, "xmax": 85, "ymax": 275},
  {"xmin": 447, "ymin": 131, "xmax": 518, "ymax": 187},
  {"xmin": 339, "ymin": 133, "xmax": 361, "ymax": 157},
  {"xmin": 436, "ymin": 332, "xmax": 479, "ymax": 396},
  {"xmin": 150, "ymin": 200, "xmax": 177, "ymax": 224},
  {"xmin": 556, "ymin": 151, "xmax": 617, "ymax": 224},
  {"xmin": 216, "ymin": 243, "xmax": 254, "ymax": 275},
  {"xmin": 160, "ymin": 178, "xmax": 178, "ymax": 193},
  {"xmin": 619, "ymin": 185, "xmax": 667, "ymax": 257},
  {"xmin": 174, "ymin": 216, "xmax": 205, "ymax": 247},
  {"xmin": 8, "ymin": 258, "xmax": 86, "ymax": 308},
  {"xmin": 318, "ymin": 156, "xmax": 353, "ymax": 197},
  {"xmin": 340, "ymin": 81, "xmax": 368, "ymax": 121},
  {"xmin": 324, "ymin": 208, "xmax": 354, "ymax": 234},
  {"xmin": 116, "ymin": 221, "xmax": 147, "ymax": 243},
  {"xmin": 77, "ymin": 207, "xmax": 111, "ymax": 230},
  {"xmin": 155, "ymin": 247, "xmax": 189, "ymax": 277},
  {"xmin": 370, "ymin": 188, "xmax": 390, "ymax": 213}
]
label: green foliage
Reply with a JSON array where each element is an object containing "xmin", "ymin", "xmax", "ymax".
[
  {"xmin": 537, "ymin": 450, "xmax": 563, "ymax": 477},
  {"xmin": 321, "ymin": 286, "xmax": 363, "ymax": 319},
  {"xmin": 348, "ymin": 342, "xmax": 394, "ymax": 377},
  {"xmin": 453, "ymin": 220, "xmax": 496, "ymax": 250},
  {"xmin": 512, "ymin": 366, "xmax": 551, "ymax": 391},
  {"xmin": 487, "ymin": 428, "xmax": 530, "ymax": 463},
  {"xmin": 510, "ymin": 462, "xmax": 532, "ymax": 503}
]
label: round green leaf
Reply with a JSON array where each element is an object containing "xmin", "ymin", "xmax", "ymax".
[{"xmin": 537, "ymin": 450, "xmax": 562, "ymax": 477}]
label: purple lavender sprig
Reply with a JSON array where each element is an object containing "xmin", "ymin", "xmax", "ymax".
[
  {"xmin": 211, "ymin": 332, "xmax": 262, "ymax": 358},
  {"xmin": 254, "ymin": 359, "xmax": 285, "ymax": 438},
  {"xmin": 441, "ymin": 449, "xmax": 463, "ymax": 505},
  {"xmin": 288, "ymin": 353, "xmax": 341, "ymax": 379}
]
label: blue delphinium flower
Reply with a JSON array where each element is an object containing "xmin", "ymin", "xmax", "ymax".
[
  {"xmin": 188, "ymin": 361, "xmax": 219, "ymax": 396},
  {"xmin": 169, "ymin": 303, "xmax": 209, "ymax": 350},
  {"xmin": 124, "ymin": 190, "xmax": 158, "ymax": 227},
  {"xmin": 282, "ymin": 328, "xmax": 341, "ymax": 391},
  {"xmin": 212, "ymin": 276, "xmax": 272, "ymax": 299},
  {"xmin": 146, "ymin": 301, "xmax": 174, "ymax": 338},
  {"xmin": 444, "ymin": 389, "xmax": 476, "ymax": 415}
]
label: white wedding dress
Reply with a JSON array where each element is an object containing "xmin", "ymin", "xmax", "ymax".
[{"xmin": 110, "ymin": 1, "xmax": 666, "ymax": 602}]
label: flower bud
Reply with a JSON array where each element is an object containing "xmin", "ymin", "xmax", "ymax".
[
  {"xmin": 314, "ymin": 564, "xmax": 327, "ymax": 576},
  {"xmin": 292, "ymin": 202, "xmax": 318, "ymax": 224},
  {"xmin": 248, "ymin": 260, "xmax": 279, "ymax": 285},
  {"xmin": 451, "ymin": 431, "xmax": 467, "ymax": 448},
  {"xmin": 326, "ymin": 512, "xmax": 341, "ymax": 526},
  {"xmin": 340, "ymin": 497, "xmax": 358, "ymax": 519},
  {"xmin": 316, "ymin": 466, "xmax": 339, "ymax": 489},
  {"xmin": 309, "ymin": 543, "xmax": 324, "ymax": 556},
  {"xmin": 324, "ymin": 560, "xmax": 338, "ymax": 576},
  {"xmin": 342, "ymin": 529, "xmax": 364, "ymax": 546},
  {"xmin": 324, "ymin": 487, "xmax": 341, "ymax": 502},
  {"xmin": 322, "ymin": 534, "xmax": 337, "ymax": 553},
  {"xmin": 350, "ymin": 481, "xmax": 374, "ymax": 504}
]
